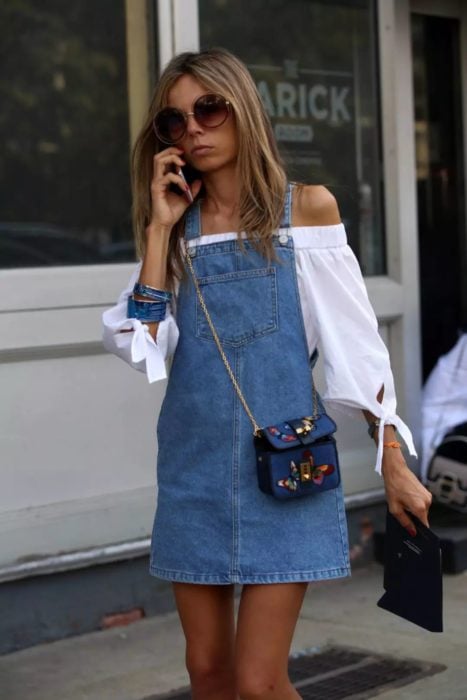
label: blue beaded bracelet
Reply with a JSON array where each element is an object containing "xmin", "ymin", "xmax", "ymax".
[
  {"xmin": 133, "ymin": 283, "xmax": 172, "ymax": 302},
  {"xmin": 127, "ymin": 296, "xmax": 167, "ymax": 322}
]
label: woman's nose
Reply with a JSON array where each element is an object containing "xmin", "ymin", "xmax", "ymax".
[{"xmin": 185, "ymin": 113, "xmax": 203, "ymax": 135}]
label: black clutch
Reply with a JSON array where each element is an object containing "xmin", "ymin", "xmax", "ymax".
[{"xmin": 377, "ymin": 508, "xmax": 443, "ymax": 632}]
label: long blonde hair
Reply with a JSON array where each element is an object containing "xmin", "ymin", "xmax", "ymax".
[{"xmin": 131, "ymin": 47, "xmax": 295, "ymax": 294}]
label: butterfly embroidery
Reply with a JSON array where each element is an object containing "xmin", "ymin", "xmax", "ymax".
[
  {"xmin": 277, "ymin": 460, "xmax": 300, "ymax": 491},
  {"xmin": 277, "ymin": 450, "xmax": 335, "ymax": 491},
  {"xmin": 267, "ymin": 425, "xmax": 297, "ymax": 443}
]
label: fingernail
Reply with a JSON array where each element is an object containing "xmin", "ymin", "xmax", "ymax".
[{"xmin": 408, "ymin": 527, "xmax": 417, "ymax": 537}]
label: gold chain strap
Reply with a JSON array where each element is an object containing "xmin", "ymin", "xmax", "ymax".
[{"xmin": 184, "ymin": 245, "xmax": 319, "ymax": 437}]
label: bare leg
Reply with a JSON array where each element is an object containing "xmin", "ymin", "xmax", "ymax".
[
  {"xmin": 235, "ymin": 582, "xmax": 308, "ymax": 700},
  {"xmin": 172, "ymin": 582, "xmax": 236, "ymax": 700}
]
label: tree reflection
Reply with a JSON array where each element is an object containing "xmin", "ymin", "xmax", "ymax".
[{"xmin": 0, "ymin": 0, "xmax": 134, "ymax": 266}]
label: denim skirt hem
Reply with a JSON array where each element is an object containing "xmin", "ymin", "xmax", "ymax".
[{"xmin": 149, "ymin": 564, "xmax": 352, "ymax": 585}]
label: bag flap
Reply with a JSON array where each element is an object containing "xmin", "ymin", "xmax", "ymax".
[{"xmin": 259, "ymin": 414, "xmax": 337, "ymax": 450}]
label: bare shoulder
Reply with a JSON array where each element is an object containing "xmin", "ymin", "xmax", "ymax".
[{"xmin": 292, "ymin": 184, "xmax": 342, "ymax": 227}]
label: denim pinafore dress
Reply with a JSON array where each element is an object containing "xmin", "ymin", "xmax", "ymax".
[{"xmin": 149, "ymin": 183, "xmax": 351, "ymax": 584}]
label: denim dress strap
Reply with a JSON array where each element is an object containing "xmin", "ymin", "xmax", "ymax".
[
  {"xmin": 279, "ymin": 182, "xmax": 294, "ymax": 229},
  {"xmin": 184, "ymin": 201, "xmax": 202, "ymax": 241}
]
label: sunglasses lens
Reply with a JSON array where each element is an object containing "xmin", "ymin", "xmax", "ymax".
[
  {"xmin": 195, "ymin": 94, "xmax": 229, "ymax": 128},
  {"xmin": 154, "ymin": 108, "xmax": 186, "ymax": 143}
]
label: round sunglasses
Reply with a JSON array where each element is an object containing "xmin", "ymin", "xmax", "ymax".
[{"xmin": 152, "ymin": 93, "xmax": 231, "ymax": 144}]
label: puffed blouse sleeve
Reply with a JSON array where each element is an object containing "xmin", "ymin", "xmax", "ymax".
[
  {"xmin": 293, "ymin": 224, "xmax": 417, "ymax": 476},
  {"xmin": 101, "ymin": 260, "xmax": 179, "ymax": 383}
]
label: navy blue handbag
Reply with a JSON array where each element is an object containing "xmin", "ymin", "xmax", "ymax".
[
  {"xmin": 254, "ymin": 412, "xmax": 340, "ymax": 500},
  {"xmin": 185, "ymin": 249, "xmax": 341, "ymax": 500}
]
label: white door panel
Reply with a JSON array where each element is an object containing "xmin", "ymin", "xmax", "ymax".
[{"xmin": 0, "ymin": 353, "xmax": 163, "ymax": 568}]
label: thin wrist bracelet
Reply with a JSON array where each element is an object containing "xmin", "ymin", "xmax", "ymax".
[
  {"xmin": 383, "ymin": 441, "xmax": 401, "ymax": 449},
  {"xmin": 133, "ymin": 283, "xmax": 172, "ymax": 301},
  {"xmin": 367, "ymin": 419, "xmax": 380, "ymax": 439},
  {"xmin": 127, "ymin": 296, "xmax": 167, "ymax": 322},
  {"xmin": 368, "ymin": 419, "xmax": 396, "ymax": 440},
  {"xmin": 139, "ymin": 282, "xmax": 172, "ymax": 296}
]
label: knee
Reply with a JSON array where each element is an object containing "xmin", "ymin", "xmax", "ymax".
[
  {"xmin": 186, "ymin": 650, "xmax": 232, "ymax": 688},
  {"xmin": 236, "ymin": 668, "xmax": 283, "ymax": 699}
]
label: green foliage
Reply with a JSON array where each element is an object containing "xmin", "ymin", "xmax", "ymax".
[{"xmin": 0, "ymin": 0, "xmax": 131, "ymax": 242}]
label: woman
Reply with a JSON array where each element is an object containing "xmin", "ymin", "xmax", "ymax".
[{"xmin": 102, "ymin": 48, "xmax": 432, "ymax": 700}]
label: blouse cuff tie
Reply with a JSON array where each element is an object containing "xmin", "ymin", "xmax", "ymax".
[
  {"xmin": 375, "ymin": 412, "xmax": 418, "ymax": 475},
  {"xmin": 113, "ymin": 318, "xmax": 168, "ymax": 383}
]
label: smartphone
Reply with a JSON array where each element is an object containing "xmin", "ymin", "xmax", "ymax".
[
  {"xmin": 178, "ymin": 167, "xmax": 194, "ymax": 204},
  {"xmin": 168, "ymin": 163, "xmax": 201, "ymax": 204}
]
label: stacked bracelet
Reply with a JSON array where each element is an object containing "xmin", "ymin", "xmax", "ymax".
[
  {"xmin": 133, "ymin": 283, "xmax": 172, "ymax": 302},
  {"xmin": 127, "ymin": 283, "xmax": 172, "ymax": 323},
  {"xmin": 127, "ymin": 296, "xmax": 167, "ymax": 322}
]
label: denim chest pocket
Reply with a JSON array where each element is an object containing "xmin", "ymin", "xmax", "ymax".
[{"xmin": 195, "ymin": 267, "xmax": 279, "ymax": 347}]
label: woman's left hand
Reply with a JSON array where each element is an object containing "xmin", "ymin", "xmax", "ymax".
[{"xmin": 381, "ymin": 448, "xmax": 433, "ymax": 535}]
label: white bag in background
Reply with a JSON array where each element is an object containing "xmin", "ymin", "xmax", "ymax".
[{"xmin": 421, "ymin": 334, "xmax": 467, "ymax": 483}]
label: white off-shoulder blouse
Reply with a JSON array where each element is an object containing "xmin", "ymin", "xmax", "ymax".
[{"xmin": 102, "ymin": 224, "xmax": 417, "ymax": 475}]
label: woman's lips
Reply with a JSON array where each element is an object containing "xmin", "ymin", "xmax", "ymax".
[{"xmin": 191, "ymin": 145, "xmax": 213, "ymax": 155}]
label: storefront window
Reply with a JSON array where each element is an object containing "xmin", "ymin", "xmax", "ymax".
[
  {"xmin": 0, "ymin": 1, "xmax": 137, "ymax": 268},
  {"xmin": 200, "ymin": 0, "xmax": 385, "ymax": 275}
]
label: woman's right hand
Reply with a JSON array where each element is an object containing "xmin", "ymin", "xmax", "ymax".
[{"xmin": 148, "ymin": 147, "xmax": 202, "ymax": 233}]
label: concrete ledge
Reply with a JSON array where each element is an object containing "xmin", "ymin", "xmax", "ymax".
[
  {"xmin": 0, "ymin": 491, "xmax": 386, "ymax": 584},
  {"xmin": 0, "ymin": 500, "xmax": 388, "ymax": 655}
]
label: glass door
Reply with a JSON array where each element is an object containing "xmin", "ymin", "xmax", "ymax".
[
  {"xmin": 199, "ymin": 0, "xmax": 386, "ymax": 277},
  {"xmin": 0, "ymin": 1, "xmax": 162, "ymax": 574},
  {"xmin": 411, "ymin": 9, "xmax": 467, "ymax": 379}
]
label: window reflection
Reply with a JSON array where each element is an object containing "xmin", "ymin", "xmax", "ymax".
[
  {"xmin": 0, "ymin": 0, "xmax": 136, "ymax": 268},
  {"xmin": 199, "ymin": 0, "xmax": 386, "ymax": 275}
]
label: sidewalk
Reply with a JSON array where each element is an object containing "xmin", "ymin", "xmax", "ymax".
[{"xmin": 0, "ymin": 562, "xmax": 465, "ymax": 700}]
